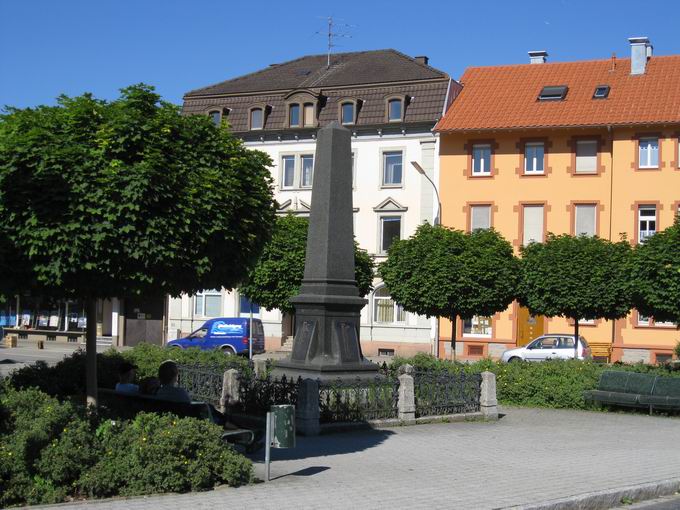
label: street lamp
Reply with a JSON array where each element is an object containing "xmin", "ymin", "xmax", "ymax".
[{"xmin": 411, "ymin": 161, "xmax": 441, "ymax": 225}]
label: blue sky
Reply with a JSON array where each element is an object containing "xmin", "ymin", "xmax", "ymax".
[{"xmin": 2, "ymin": 0, "xmax": 680, "ymax": 108}]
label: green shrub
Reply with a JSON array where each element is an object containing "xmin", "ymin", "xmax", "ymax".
[
  {"xmin": 675, "ymin": 341, "xmax": 680, "ymax": 360},
  {"xmin": 79, "ymin": 413, "xmax": 252, "ymax": 498}
]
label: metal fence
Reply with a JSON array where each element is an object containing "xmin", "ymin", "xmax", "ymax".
[
  {"xmin": 318, "ymin": 376, "xmax": 399, "ymax": 423},
  {"xmin": 413, "ymin": 370, "xmax": 481, "ymax": 418},
  {"xmin": 178, "ymin": 362, "xmax": 247, "ymax": 406},
  {"xmin": 237, "ymin": 373, "xmax": 300, "ymax": 415}
]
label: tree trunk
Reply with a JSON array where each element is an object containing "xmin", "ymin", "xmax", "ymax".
[
  {"xmin": 574, "ymin": 318, "xmax": 580, "ymax": 360},
  {"xmin": 451, "ymin": 314, "xmax": 457, "ymax": 362},
  {"xmin": 86, "ymin": 298, "xmax": 98, "ymax": 407}
]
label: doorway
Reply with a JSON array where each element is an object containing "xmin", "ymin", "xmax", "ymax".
[{"xmin": 516, "ymin": 306, "xmax": 544, "ymax": 347}]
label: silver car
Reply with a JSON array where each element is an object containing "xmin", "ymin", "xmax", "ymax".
[{"xmin": 500, "ymin": 334, "xmax": 591, "ymax": 362}]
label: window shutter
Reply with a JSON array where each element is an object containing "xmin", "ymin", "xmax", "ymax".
[
  {"xmin": 575, "ymin": 140, "xmax": 597, "ymax": 172},
  {"xmin": 471, "ymin": 205, "xmax": 491, "ymax": 230},
  {"xmin": 575, "ymin": 205, "xmax": 596, "ymax": 237},
  {"xmin": 523, "ymin": 205, "xmax": 544, "ymax": 245}
]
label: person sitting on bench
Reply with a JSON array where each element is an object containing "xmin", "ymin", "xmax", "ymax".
[
  {"xmin": 115, "ymin": 362, "xmax": 139, "ymax": 394},
  {"xmin": 156, "ymin": 360, "xmax": 191, "ymax": 403}
]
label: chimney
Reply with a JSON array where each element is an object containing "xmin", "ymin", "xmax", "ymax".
[
  {"xmin": 528, "ymin": 50, "xmax": 548, "ymax": 64},
  {"xmin": 628, "ymin": 37, "xmax": 652, "ymax": 75},
  {"xmin": 414, "ymin": 55, "xmax": 429, "ymax": 66}
]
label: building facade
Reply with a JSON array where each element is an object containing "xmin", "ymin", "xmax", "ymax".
[
  {"xmin": 169, "ymin": 50, "xmax": 457, "ymax": 357},
  {"xmin": 436, "ymin": 38, "xmax": 680, "ymax": 363}
]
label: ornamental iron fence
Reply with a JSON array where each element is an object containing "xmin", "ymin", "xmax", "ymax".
[
  {"xmin": 413, "ymin": 370, "xmax": 481, "ymax": 418},
  {"xmin": 318, "ymin": 376, "xmax": 399, "ymax": 423},
  {"xmin": 237, "ymin": 373, "xmax": 300, "ymax": 415},
  {"xmin": 178, "ymin": 361, "xmax": 250, "ymax": 406}
]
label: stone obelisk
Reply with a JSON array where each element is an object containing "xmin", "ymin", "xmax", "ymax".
[{"xmin": 274, "ymin": 121, "xmax": 379, "ymax": 380}]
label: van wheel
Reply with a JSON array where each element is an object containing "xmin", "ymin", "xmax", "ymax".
[{"xmin": 221, "ymin": 345, "xmax": 235, "ymax": 356}]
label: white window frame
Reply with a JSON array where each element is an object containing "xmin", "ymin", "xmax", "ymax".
[
  {"xmin": 470, "ymin": 204, "xmax": 491, "ymax": 231},
  {"xmin": 381, "ymin": 150, "xmax": 404, "ymax": 188},
  {"xmin": 194, "ymin": 289, "xmax": 222, "ymax": 318},
  {"xmin": 341, "ymin": 102, "xmax": 355, "ymax": 125},
  {"xmin": 289, "ymin": 103, "xmax": 301, "ymax": 127},
  {"xmin": 472, "ymin": 144, "xmax": 492, "ymax": 176},
  {"xmin": 238, "ymin": 293, "xmax": 261, "ymax": 318},
  {"xmin": 639, "ymin": 137, "xmax": 659, "ymax": 169},
  {"xmin": 250, "ymin": 108, "xmax": 264, "ymax": 130},
  {"xmin": 280, "ymin": 153, "xmax": 314, "ymax": 190},
  {"xmin": 373, "ymin": 286, "xmax": 406, "ymax": 324},
  {"xmin": 463, "ymin": 315, "xmax": 492, "ymax": 338},
  {"xmin": 522, "ymin": 205, "xmax": 545, "ymax": 246},
  {"xmin": 524, "ymin": 142, "xmax": 545, "ymax": 174},
  {"xmin": 575, "ymin": 140, "xmax": 598, "ymax": 174},
  {"xmin": 378, "ymin": 214, "xmax": 402, "ymax": 254},
  {"xmin": 638, "ymin": 205, "xmax": 657, "ymax": 243},
  {"xmin": 387, "ymin": 98, "xmax": 402, "ymax": 122},
  {"xmin": 574, "ymin": 204, "xmax": 597, "ymax": 237}
]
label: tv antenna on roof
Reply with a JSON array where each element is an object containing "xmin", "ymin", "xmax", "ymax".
[{"xmin": 315, "ymin": 16, "xmax": 354, "ymax": 69}]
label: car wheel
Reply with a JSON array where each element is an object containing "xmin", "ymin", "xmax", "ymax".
[
  {"xmin": 221, "ymin": 345, "xmax": 235, "ymax": 356},
  {"xmin": 508, "ymin": 356, "xmax": 522, "ymax": 363}
]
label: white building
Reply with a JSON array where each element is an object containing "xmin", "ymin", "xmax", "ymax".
[{"xmin": 170, "ymin": 49, "xmax": 458, "ymax": 357}]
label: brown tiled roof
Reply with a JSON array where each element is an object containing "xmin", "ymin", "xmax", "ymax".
[
  {"xmin": 435, "ymin": 55, "xmax": 680, "ymax": 132},
  {"xmin": 184, "ymin": 49, "xmax": 447, "ymax": 97}
]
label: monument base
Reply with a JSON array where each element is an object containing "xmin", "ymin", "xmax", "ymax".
[{"xmin": 272, "ymin": 357, "xmax": 381, "ymax": 382}]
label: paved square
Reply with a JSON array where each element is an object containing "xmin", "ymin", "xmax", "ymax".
[{"xmin": 44, "ymin": 407, "xmax": 680, "ymax": 509}]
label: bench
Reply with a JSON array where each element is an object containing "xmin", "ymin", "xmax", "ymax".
[
  {"xmin": 98, "ymin": 388, "xmax": 259, "ymax": 450},
  {"xmin": 583, "ymin": 371, "xmax": 680, "ymax": 414},
  {"xmin": 588, "ymin": 342, "xmax": 612, "ymax": 362}
]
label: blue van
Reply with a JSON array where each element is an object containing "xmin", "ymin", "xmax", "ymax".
[{"xmin": 167, "ymin": 318, "xmax": 265, "ymax": 355}]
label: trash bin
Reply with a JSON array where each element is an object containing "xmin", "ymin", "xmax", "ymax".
[{"xmin": 270, "ymin": 404, "xmax": 295, "ymax": 448}]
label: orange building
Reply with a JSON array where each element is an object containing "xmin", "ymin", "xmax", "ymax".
[{"xmin": 435, "ymin": 38, "xmax": 680, "ymax": 363}]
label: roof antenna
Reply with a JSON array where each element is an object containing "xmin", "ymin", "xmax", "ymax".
[
  {"xmin": 610, "ymin": 52, "xmax": 616, "ymax": 72},
  {"xmin": 315, "ymin": 16, "xmax": 354, "ymax": 69}
]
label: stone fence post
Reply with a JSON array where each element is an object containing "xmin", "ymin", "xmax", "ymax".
[
  {"xmin": 220, "ymin": 368, "xmax": 240, "ymax": 412},
  {"xmin": 253, "ymin": 359, "xmax": 267, "ymax": 377},
  {"xmin": 397, "ymin": 364, "xmax": 416, "ymax": 424},
  {"xmin": 480, "ymin": 371, "xmax": 498, "ymax": 420},
  {"xmin": 296, "ymin": 378, "xmax": 320, "ymax": 436}
]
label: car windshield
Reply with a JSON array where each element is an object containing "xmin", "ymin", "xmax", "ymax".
[{"xmin": 189, "ymin": 328, "xmax": 207, "ymax": 339}]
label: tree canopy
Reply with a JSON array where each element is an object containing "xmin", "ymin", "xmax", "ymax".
[
  {"xmin": 0, "ymin": 84, "xmax": 276, "ymax": 299},
  {"xmin": 631, "ymin": 214, "xmax": 680, "ymax": 326},
  {"xmin": 378, "ymin": 223, "xmax": 518, "ymax": 320},
  {"xmin": 519, "ymin": 234, "xmax": 633, "ymax": 345},
  {"xmin": 239, "ymin": 214, "xmax": 374, "ymax": 314}
]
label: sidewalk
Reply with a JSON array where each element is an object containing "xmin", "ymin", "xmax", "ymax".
[{"xmin": 43, "ymin": 407, "xmax": 680, "ymax": 510}]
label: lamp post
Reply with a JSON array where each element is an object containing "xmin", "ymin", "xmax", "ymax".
[
  {"xmin": 411, "ymin": 160, "xmax": 442, "ymax": 359},
  {"xmin": 410, "ymin": 161, "xmax": 441, "ymax": 225}
]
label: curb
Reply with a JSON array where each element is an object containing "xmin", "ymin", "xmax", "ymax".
[{"xmin": 503, "ymin": 478, "xmax": 680, "ymax": 510}]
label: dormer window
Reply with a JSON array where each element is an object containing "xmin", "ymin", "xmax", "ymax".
[
  {"xmin": 209, "ymin": 110, "xmax": 221, "ymax": 126},
  {"xmin": 538, "ymin": 85, "xmax": 568, "ymax": 101},
  {"xmin": 388, "ymin": 98, "xmax": 402, "ymax": 122},
  {"xmin": 303, "ymin": 103, "xmax": 315, "ymax": 127},
  {"xmin": 341, "ymin": 102, "xmax": 355, "ymax": 125},
  {"xmin": 593, "ymin": 85, "xmax": 610, "ymax": 99},
  {"xmin": 289, "ymin": 104, "xmax": 300, "ymax": 127},
  {"xmin": 250, "ymin": 107, "xmax": 264, "ymax": 130}
]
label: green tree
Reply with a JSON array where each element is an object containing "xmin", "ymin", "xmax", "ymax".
[
  {"xmin": 0, "ymin": 84, "xmax": 276, "ymax": 404},
  {"xmin": 239, "ymin": 215, "xmax": 374, "ymax": 314},
  {"xmin": 378, "ymin": 223, "xmax": 519, "ymax": 359},
  {"xmin": 631, "ymin": 214, "xmax": 680, "ymax": 327},
  {"xmin": 519, "ymin": 234, "xmax": 633, "ymax": 357}
]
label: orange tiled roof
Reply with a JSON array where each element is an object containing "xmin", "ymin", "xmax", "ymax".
[{"xmin": 435, "ymin": 55, "xmax": 680, "ymax": 132}]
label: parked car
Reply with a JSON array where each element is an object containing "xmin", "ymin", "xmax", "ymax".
[
  {"xmin": 500, "ymin": 334, "xmax": 591, "ymax": 362},
  {"xmin": 167, "ymin": 317, "xmax": 265, "ymax": 355}
]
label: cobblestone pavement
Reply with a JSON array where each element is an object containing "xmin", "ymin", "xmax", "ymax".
[{"xmin": 45, "ymin": 407, "xmax": 680, "ymax": 510}]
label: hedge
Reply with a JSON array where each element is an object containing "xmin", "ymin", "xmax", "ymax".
[
  {"xmin": 390, "ymin": 353, "xmax": 680, "ymax": 409},
  {"xmin": 0, "ymin": 384, "xmax": 252, "ymax": 507}
]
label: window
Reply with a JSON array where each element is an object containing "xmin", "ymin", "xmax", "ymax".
[
  {"xmin": 341, "ymin": 102, "xmax": 355, "ymax": 125},
  {"xmin": 524, "ymin": 142, "xmax": 545, "ymax": 174},
  {"xmin": 472, "ymin": 144, "xmax": 491, "ymax": 176},
  {"xmin": 637, "ymin": 313, "xmax": 651, "ymax": 326},
  {"xmin": 382, "ymin": 151, "xmax": 403, "ymax": 186},
  {"xmin": 523, "ymin": 205, "xmax": 544, "ymax": 246},
  {"xmin": 593, "ymin": 85, "xmax": 610, "ymax": 99},
  {"xmin": 380, "ymin": 216, "xmax": 401, "ymax": 253},
  {"xmin": 470, "ymin": 205, "xmax": 491, "ymax": 231},
  {"xmin": 388, "ymin": 99, "xmax": 402, "ymax": 121},
  {"xmin": 239, "ymin": 295, "xmax": 260, "ymax": 316},
  {"xmin": 303, "ymin": 103, "xmax": 315, "ymax": 126},
  {"xmin": 195, "ymin": 289, "xmax": 221, "ymax": 317},
  {"xmin": 281, "ymin": 154, "xmax": 314, "ymax": 189},
  {"xmin": 373, "ymin": 286, "xmax": 405, "ymax": 323},
  {"xmin": 538, "ymin": 85, "xmax": 568, "ymax": 101},
  {"xmin": 638, "ymin": 205, "xmax": 656, "ymax": 243},
  {"xmin": 463, "ymin": 316, "xmax": 492, "ymax": 337},
  {"xmin": 656, "ymin": 353, "xmax": 673, "ymax": 364},
  {"xmin": 574, "ymin": 204, "xmax": 597, "ymax": 237},
  {"xmin": 209, "ymin": 111, "xmax": 221, "ymax": 126},
  {"xmin": 250, "ymin": 108, "xmax": 263, "ymax": 130},
  {"xmin": 639, "ymin": 137, "xmax": 659, "ymax": 168},
  {"xmin": 289, "ymin": 104, "xmax": 300, "ymax": 127},
  {"xmin": 575, "ymin": 140, "xmax": 598, "ymax": 173},
  {"xmin": 467, "ymin": 345, "xmax": 484, "ymax": 356}
]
